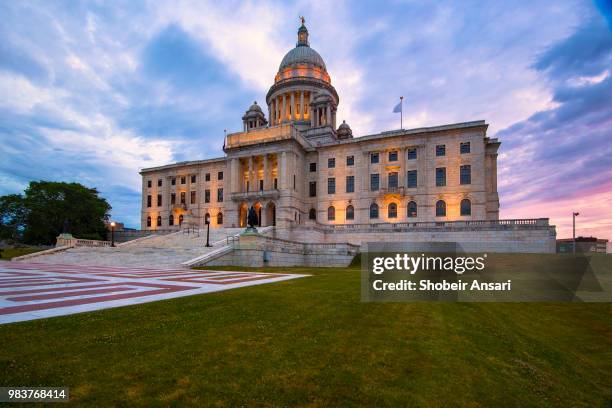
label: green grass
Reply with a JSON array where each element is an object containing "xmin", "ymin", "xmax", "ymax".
[
  {"xmin": 0, "ymin": 246, "xmax": 46, "ymax": 260},
  {"xmin": 0, "ymin": 254, "xmax": 610, "ymax": 406}
]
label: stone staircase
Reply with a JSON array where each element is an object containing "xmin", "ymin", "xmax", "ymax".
[{"xmin": 19, "ymin": 227, "xmax": 260, "ymax": 269}]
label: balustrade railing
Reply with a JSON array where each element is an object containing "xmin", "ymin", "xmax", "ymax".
[{"xmin": 316, "ymin": 218, "xmax": 549, "ymax": 231}]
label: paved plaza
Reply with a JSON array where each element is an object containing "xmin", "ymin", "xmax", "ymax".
[{"xmin": 0, "ymin": 262, "xmax": 306, "ymax": 324}]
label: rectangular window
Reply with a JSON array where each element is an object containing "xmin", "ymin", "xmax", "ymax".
[
  {"xmin": 158, "ymin": 179, "xmax": 162, "ymax": 187},
  {"xmin": 171, "ymin": 177, "xmax": 176, "ymax": 186},
  {"xmin": 180, "ymin": 192, "xmax": 186, "ymax": 204},
  {"xmin": 157, "ymin": 194, "xmax": 162, "ymax": 207},
  {"xmin": 218, "ymin": 171, "xmax": 224, "ymax": 181},
  {"xmin": 436, "ymin": 145, "xmax": 446, "ymax": 157},
  {"xmin": 205, "ymin": 173, "xmax": 210, "ymax": 181},
  {"xmin": 171, "ymin": 193, "xmax": 176, "ymax": 205},
  {"xmin": 460, "ymin": 142, "xmax": 471, "ymax": 154},
  {"xmin": 407, "ymin": 170, "xmax": 417, "ymax": 188},
  {"xmin": 260, "ymin": 179, "xmax": 264, "ymax": 191},
  {"xmin": 436, "ymin": 167, "xmax": 446, "ymax": 187},
  {"xmin": 346, "ymin": 176, "xmax": 355, "ymax": 193},
  {"xmin": 191, "ymin": 175, "xmax": 196, "ymax": 183},
  {"xmin": 217, "ymin": 188, "xmax": 223, "ymax": 202},
  {"xmin": 147, "ymin": 180, "xmax": 152, "ymax": 188},
  {"xmin": 388, "ymin": 172, "xmax": 398, "ymax": 188},
  {"xmin": 371, "ymin": 152, "xmax": 379, "ymax": 164},
  {"xmin": 460, "ymin": 165, "xmax": 471, "ymax": 185},
  {"xmin": 407, "ymin": 148, "xmax": 417, "ymax": 160},
  {"xmin": 370, "ymin": 173, "xmax": 380, "ymax": 191},
  {"xmin": 346, "ymin": 155, "xmax": 354, "ymax": 166},
  {"xmin": 389, "ymin": 151, "xmax": 398, "ymax": 162},
  {"xmin": 147, "ymin": 195, "xmax": 151, "ymax": 207},
  {"xmin": 310, "ymin": 162, "xmax": 317, "ymax": 172},
  {"xmin": 328, "ymin": 158, "xmax": 335, "ymax": 168},
  {"xmin": 190, "ymin": 191, "xmax": 196, "ymax": 204},
  {"xmin": 204, "ymin": 189, "xmax": 210, "ymax": 203},
  {"xmin": 293, "ymin": 175, "xmax": 296, "ymax": 189},
  {"xmin": 274, "ymin": 178, "xmax": 278, "ymax": 189},
  {"xmin": 181, "ymin": 176, "xmax": 186, "ymax": 184},
  {"xmin": 327, "ymin": 178, "xmax": 336, "ymax": 195},
  {"xmin": 309, "ymin": 181, "xmax": 317, "ymax": 197}
]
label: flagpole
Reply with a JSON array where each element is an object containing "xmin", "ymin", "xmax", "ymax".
[{"xmin": 400, "ymin": 96, "xmax": 403, "ymax": 130}]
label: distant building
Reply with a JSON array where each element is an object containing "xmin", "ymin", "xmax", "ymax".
[{"xmin": 557, "ymin": 237, "xmax": 608, "ymax": 254}]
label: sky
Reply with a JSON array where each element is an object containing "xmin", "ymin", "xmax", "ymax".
[{"xmin": 0, "ymin": 0, "xmax": 611, "ymax": 240}]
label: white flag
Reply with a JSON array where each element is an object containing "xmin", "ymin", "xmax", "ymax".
[{"xmin": 393, "ymin": 101, "xmax": 402, "ymax": 113}]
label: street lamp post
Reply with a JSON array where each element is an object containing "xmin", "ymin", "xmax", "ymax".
[
  {"xmin": 205, "ymin": 214, "xmax": 211, "ymax": 247},
  {"xmin": 110, "ymin": 221, "xmax": 116, "ymax": 247},
  {"xmin": 572, "ymin": 212, "xmax": 579, "ymax": 254}
]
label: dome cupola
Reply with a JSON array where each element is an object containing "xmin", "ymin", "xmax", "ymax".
[
  {"xmin": 336, "ymin": 120, "xmax": 353, "ymax": 140},
  {"xmin": 265, "ymin": 18, "xmax": 339, "ymax": 131},
  {"xmin": 242, "ymin": 101, "xmax": 267, "ymax": 132}
]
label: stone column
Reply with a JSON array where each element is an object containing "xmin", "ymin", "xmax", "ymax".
[
  {"xmin": 300, "ymin": 91, "xmax": 304, "ymax": 120},
  {"xmin": 280, "ymin": 151, "xmax": 287, "ymax": 189},
  {"xmin": 263, "ymin": 154, "xmax": 269, "ymax": 190},
  {"xmin": 282, "ymin": 94, "xmax": 286, "ymax": 123},
  {"xmin": 276, "ymin": 96, "xmax": 280, "ymax": 125},
  {"xmin": 290, "ymin": 92, "xmax": 295, "ymax": 121},
  {"xmin": 309, "ymin": 104, "xmax": 314, "ymax": 126},
  {"xmin": 268, "ymin": 104, "xmax": 272, "ymax": 126},
  {"xmin": 326, "ymin": 105, "xmax": 331, "ymax": 126},
  {"xmin": 248, "ymin": 156, "xmax": 253, "ymax": 192},
  {"xmin": 230, "ymin": 158, "xmax": 239, "ymax": 193}
]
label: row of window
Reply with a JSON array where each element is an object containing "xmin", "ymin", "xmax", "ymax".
[
  {"xmin": 146, "ymin": 188, "xmax": 224, "ymax": 207},
  {"xmin": 311, "ymin": 199, "xmax": 472, "ymax": 221},
  {"xmin": 310, "ymin": 142, "xmax": 471, "ymax": 172},
  {"xmin": 146, "ymin": 172, "xmax": 224, "ymax": 188},
  {"xmin": 146, "ymin": 212, "xmax": 223, "ymax": 227},
  {"xmin": 307, "ymin": 166, "xmax": 471, "ymax": 197}
]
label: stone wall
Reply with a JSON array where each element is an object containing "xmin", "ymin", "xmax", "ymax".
[
  {"xmin": 200, "ymin": 233, "xmax": 359, "ymax": 268},
  {"xmin": 270, "ymin": 219, "xmax": 557, "ymax": 254}
]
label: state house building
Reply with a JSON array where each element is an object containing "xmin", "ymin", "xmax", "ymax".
[{"xmin": 140, "ymin": 21, "xmax": 501, "ymax": 232}]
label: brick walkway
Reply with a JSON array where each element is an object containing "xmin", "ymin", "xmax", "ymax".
[{"xmin": 0, "ymin": 262, "xmax": 306, "ymax": 324}]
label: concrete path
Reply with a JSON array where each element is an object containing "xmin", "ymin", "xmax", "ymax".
[{"xmin": 0, "ymin": 261, "xmax": 306, "ymax": 324}]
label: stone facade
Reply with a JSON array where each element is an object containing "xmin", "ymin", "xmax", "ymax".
[{"xmin": 140, "ymin": 22, "xmax": 501, "ymax": 234}]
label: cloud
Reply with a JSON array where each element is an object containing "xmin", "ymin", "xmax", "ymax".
[
  {"xmin": 0, "ymin": 0, "xmax": 610, "ymax": 239},
  {"xmin": 496, "ymin": 12, "xmax": 612, "ymax": 240}
]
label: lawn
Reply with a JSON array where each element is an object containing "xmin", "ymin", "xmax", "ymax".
[
  {"xmin": 0, "ymin": 254, "xmax": 610, "ymax": 406},
  {"xmin": 0, "ymin": 246, "xmax": 47, "ymax": 260}
]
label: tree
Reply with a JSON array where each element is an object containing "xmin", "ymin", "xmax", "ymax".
[
  {"xmin": 0, "ymin": 194, "xmax": 27, "ymax": 241},
  {"xmin": 0, "ymin": 181, "xmax": 112, "ymax": 245}
]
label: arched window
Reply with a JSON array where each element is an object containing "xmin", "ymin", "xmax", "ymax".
[
  {"xmin": 169, "ymin": 214, "xmax": 174, "ymax": 226},
  {"xmin": 327, "ymin": 206, "xmax": 335, "ymax": 221},
  {"xmin": 407, "ymin": 201, "xmax": 417, "ymax": 218},
  {"xmin": 217, "ymin": 212, "xmax": 223, "ymax": 225},
  {"xmin": 146, "ymin": 216, "xmax": 151, "ymax": 227},
  {"xmin": 346, "ymin": 205, "xmax": 354, "ymax": 220},
  {"xmin": 179, "ymin": 214, "xmax": 184, "ymax": 225},
  {"xmin": 370, "ymin": 203, "xmax": 379, "ymax": 219},
  {"xmin": 156, "ymin": 216, "xmax": 162, "ymax": 227},
  {"xmin": 436, "ymin": 200, "xmax": 446, "ymax": 217},
  {"xmin": 309, "ymin": 208, "xmax": 316, "ymax": 220},
  {"xmin": 388, "ymin": 203, "xmax": 397, "ymax": 218},
  {"xmin": 460, "ymin": 199, "xmax": 471, "ymax": 216}
]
